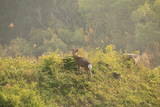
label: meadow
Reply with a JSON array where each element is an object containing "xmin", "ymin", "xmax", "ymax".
[{"xmin": 0, "ymin": 46, "xmax": 159, "ymax": 107}]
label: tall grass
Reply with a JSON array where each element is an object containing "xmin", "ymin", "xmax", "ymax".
[{"xmin": 0, "ymin": 46, "xmax": 159, "ymax": 107}]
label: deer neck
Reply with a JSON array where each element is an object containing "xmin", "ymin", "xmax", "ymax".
[{"xmin": 73, "ymin": 53, "xmax": 80, "ymax": 58}]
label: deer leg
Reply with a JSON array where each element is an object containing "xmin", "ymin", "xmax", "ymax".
[
  {"xmin": 88, "ymin": 64, "xmax": 92, "ymax": 78},
  {"xmin": 88, "ymin": 70, "xmax": 92, "ymax": 78},
  {"xmin": 77, "ymin": 65, "xmax": 82, "ymax": 74},
  {"xmin": 90, "ymin": 70, "xmax": 92, "ymax": 78},
  {"xmin": 77, "ymin": 65, "xmax": 80, "ymax": 71}
]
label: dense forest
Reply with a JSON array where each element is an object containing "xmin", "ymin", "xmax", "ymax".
[
  {"xmin": 0, "ymin": 0, "xmax": 160, "ymax": 106},
  {"xmin": 0, "ymin": 0, "xmax": 160, "ymax": 66}
]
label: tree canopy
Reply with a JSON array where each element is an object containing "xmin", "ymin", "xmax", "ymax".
[{"xmin": 0, "ymin": 0, "xmax": 160, "ymax": 66}]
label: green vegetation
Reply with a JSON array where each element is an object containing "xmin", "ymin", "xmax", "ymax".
[
  {"xmin": 1, "ymin": 0, "xmax": 160, "ymax": 66},
  {"xmin": 0, "ymin": 46, "xmax": 159, "ymax": 107},
  {"xmin": 0, "ymin": 0, "xmax": 160, "ymax": 106}
]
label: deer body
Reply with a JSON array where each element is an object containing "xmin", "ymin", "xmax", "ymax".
[
  {"xmin": 125, "ymin": 53, "xmax": 150, "ymax": 67},
  {"xmin": 72, "ymin": 49, "xmax": 92, "ymax": 77},
  {"xmin": 124, "ymin": 53, "xmax": 140, "ymax": 65}
]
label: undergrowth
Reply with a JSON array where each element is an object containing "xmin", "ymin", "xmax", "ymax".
[{"xmin": 0, "ymin": 46, "xmax": 159, "ymax": 107}]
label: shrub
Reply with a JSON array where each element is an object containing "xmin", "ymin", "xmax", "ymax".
[
  {"xmin": 0, "ymin": 48, "xmax": 159, "ymax": 106},
  {"xmin": 0, "ymin": 86, "xmax": 45, "ymax": 107}
]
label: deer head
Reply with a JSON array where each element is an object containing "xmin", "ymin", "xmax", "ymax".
[{"xmin": 72, "ymin": 49, "xmax": 78, "ymax": 56}]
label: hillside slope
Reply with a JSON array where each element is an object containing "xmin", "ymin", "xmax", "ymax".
[{"xmin": 0, "ymin": 47, "xmax": 159, "ymax": 107}]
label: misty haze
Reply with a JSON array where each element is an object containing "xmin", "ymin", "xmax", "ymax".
[{"xmin": 0, "ymin": 0, "xmax": 160, "ymax": 107}]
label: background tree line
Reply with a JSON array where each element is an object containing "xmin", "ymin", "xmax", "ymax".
[{"xmin": 0, "ymin": 0, "xmax": 160, "ymax": 66}]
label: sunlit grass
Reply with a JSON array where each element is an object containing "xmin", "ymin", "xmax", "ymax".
[{"xmin": 0, "ymin": 46, "xmax": 159, "ymax": 107}]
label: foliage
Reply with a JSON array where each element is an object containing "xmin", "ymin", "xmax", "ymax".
[
  {"xmin": 0, "ymin": 0, "xmax": 160, "ymax": 106},
  {"xmin": 6, "ymin": 37, "xmax": 33, "ymax": 56},
  {"xmin": 0, "ymin": 0, "xmax": 160, "ymax": 66},
  {"xmin": 63, "ymin": 56, "xmax": 78, "ymax": 71},
  {"xmin": 0, "ymin": 86, "xmax": 45, "ymax": 107},
  {"xmin": 0, "ymin": 48, "xmax": 159, "ymax": 107}
]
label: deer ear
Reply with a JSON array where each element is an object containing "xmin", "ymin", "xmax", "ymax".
[
  {"xmin": 72, "ymin": 49, "xmax": 75, "ymax": 52},
  {"xmin": 72, "ymin": 48, "xmax": 78, "ymax": 52}
]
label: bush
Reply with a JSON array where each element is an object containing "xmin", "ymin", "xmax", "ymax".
[
  {"xmin": 0, "ymin": 48, "xmax": 159, "ymax": 106},
  {"xmin": 0, "ymin": 87, "xmax": 45, "ymax": 107},
  {"xmin": 63, "ymin": 56, "xmax": 78, "ymax": 71}
]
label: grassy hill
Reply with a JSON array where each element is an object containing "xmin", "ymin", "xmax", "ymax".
[{"xmin": 0, "ymin": 47, "xmax": 159, "ymax": 107}]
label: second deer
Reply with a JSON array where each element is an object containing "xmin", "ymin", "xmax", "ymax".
[{"xmin": 72, "ymin": 49, "xmax": 92, "ymax": 77}]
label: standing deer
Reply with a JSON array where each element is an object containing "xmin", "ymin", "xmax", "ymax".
[
  {"xmin": 124, "ymin": 53, "xmax": 150, "ymax": 67},
  {"xmin": 72, "ymin": 49, "xmax": 92, "ymax": 77}
]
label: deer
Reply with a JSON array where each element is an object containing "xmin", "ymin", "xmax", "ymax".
[
  {"xmin": 124, "ymin": 53, "xmax": 140, "ymax": 64},
  {"xmin": 124, "ymin": 53, "xmax": 150, "ymax": 67},
  {"xmin": 72, "ymin": 49, "xmax": 92, "ymax": 77}
]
